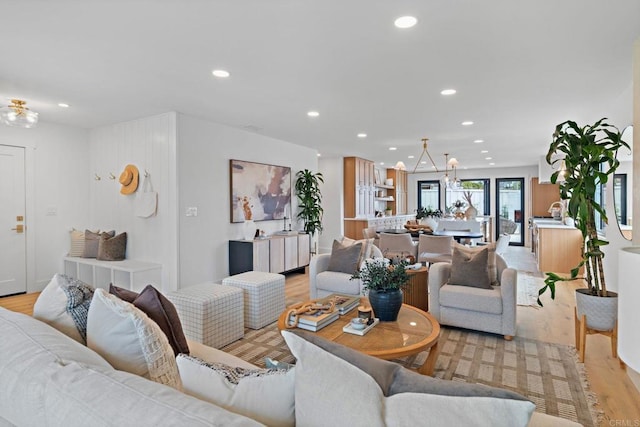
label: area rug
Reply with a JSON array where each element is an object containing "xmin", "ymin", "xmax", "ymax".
[
  {"xmin": 221, "ymin": 323, "xmax": 599, "ymax": 426},
  {"xmin": 517, "ymin": 271, "xmax": 543, "ymax": 308}
]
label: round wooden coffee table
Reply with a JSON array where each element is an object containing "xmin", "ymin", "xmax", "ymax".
[{"xmin": 277, "ymin": 300, "xmax": 440, "ymax": 376}]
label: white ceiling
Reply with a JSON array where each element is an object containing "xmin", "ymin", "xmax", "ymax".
[{"xmin": 1, "ymin": 1, "xmax": 639, "ymax": 171}]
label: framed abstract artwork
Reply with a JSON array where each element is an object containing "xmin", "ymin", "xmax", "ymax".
[{"xmin": 230, "ymin": 159, "xmax": 292, "ymax": 223}]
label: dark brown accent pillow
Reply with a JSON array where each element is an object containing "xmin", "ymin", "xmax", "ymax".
[
  {"xmin": 97, "ymin": 232, "xmax": 127, "ymax": 261},
  {"xmin": 111, "ymin": 284, "xmax": 190, "ymax": 356},
  {"xmin": 327, "ymin": 240, "xmax": 363, "ymax": 274},
  {"xmin": 448, "ymin": 246, "xmax": 492, "ymax": 289},
  {"xmin": 109, "ymin": 284, "xmax": 139, "ymax": 303},
  {"xmin": 83, "ymin": 230, "xmax": 115, "ymax": 258}
]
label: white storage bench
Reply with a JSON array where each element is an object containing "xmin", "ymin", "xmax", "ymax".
[
  {"xmin": 63, "ymin": 256, "xmax": 162, "ymax": 292},
  {"xmin": 222, "ymin": 271, "xmax": 285, "ymax": 329},
  {"xmin": 167, "ymin": 283, "xmax": 244, "ymax": 349}
]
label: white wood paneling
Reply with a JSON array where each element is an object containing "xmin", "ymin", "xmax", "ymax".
[{"xmin": 89, "ymin": 112, "xmax": 177, "ymax": 292}]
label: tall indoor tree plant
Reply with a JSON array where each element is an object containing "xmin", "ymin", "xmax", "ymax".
[
  {"xmin": 538, "ymin": 119, "xmax": 629, "ymax": 342},
  {"xmin": 295, "ymin": 169, "xmax": 324, "ymax": 236}
]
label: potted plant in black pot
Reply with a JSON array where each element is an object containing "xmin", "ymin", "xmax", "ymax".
[
  {"xmin": 351, "ymin": 258, "xmax": 409, "ymax": 321},
  {"xmin": 538, "ymin": 118, "xmax": 629, "ymax": 358}
]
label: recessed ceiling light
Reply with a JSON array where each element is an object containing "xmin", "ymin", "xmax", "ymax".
[
  {"xmin": 407, "ymin": 155, "xmax": 415, "ymax": 159},
  {"xmin": 58, "ymin": 103, "xmax": 69, "ymax": 108},
  {"xmin": 485, "ymin": 157, "xmax": 492, "ymax": 160},
  {"xmin": 212, "ymin": 69, "xmax": 230, "ymax": 78},
  {"xmin": 474, "ymin": 139, "xmax": 484, "ymax": 143},
  {"xmin": 421, "ymin": 161, "xmax": 427, "ymax": 164},
  {"xmin": 307, "ymin": 111, "xmax": 319, "ymax": 117},
  {"xmin": 389, "ymin": 147, "xmax": 397, "ymax": 151},
  {"xmin": 462, "ymin": 121, "xmax": 474, "ymax": 126},
  {"xmin": 357, "ymin": 133, "xmax": 367, "ymax": 138},
  {"xmin": 489, "ymin": 162, "xmax": 495, "ymax": 166},
  {"xmin": 317, "ymin": 153, "xmax": 321, "ymax": 157},
  {"xmin": 394, "ymin": 16, "xmax": 417, "ymax": 29},
  {"xmin": 481, "ymin": 150, "xmax": 488, "ymax": 153},
  {"xmin": 380, "ymin": 162, "xmax": 385, "ymax": 166},
  {"xmin": 440, "ymin": 89, "xmax": 456, "ymax": 96}
]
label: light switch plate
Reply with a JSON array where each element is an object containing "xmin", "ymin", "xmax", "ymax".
[
  {"xmin": 186, "ymin": 207, "xmax": 198, "ymax": 217},
  {"xmin": 46, "ymin": 206, "xmax": 57, "ymax": 216}
]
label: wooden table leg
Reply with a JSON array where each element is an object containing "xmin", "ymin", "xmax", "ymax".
[{"xmin": 418, "ymin": 339, "xmax": 439, "ymax": 376}]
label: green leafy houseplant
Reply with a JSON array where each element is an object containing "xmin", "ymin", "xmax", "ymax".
[
  {"xmin": 537, "ymin": 118, "xmax": 629, "ymax": 306},
  {"xmin": 295, "ymin": 169, "xmax": 324, "ymax": 236},
  {"xmin": 351, "ymin": 258, "xmax": 409, "ymax": 292},
  {"xmin": 416, "ymin": 207, "xmax": 442, "ymax": 219}
]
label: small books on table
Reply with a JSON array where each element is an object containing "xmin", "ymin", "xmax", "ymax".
[
  {"xmin": 296, "ymin": 309, "xmax": 340, "ymax": 332},
  {"xmin": 317, "ymin": 294, "xmax": 360, "ymax": 315},
  {"xmin": 342, "ymin": 318, "xmax": 380, "ymax": 336}
]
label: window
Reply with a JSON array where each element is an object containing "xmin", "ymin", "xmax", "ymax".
[
  {"xmin": 445, "ymin": 179, "xmax": 490, "ymax": 215},
  {"xmin": 417, "ymin": 180, "xmax": 441, "ymax": 211}
]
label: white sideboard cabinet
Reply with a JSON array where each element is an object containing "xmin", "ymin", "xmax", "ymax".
[{"xmin": 63, "ymin": 257, "xmax": 162, "ymax": 292}]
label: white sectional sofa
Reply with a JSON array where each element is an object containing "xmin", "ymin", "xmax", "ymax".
[{"xmin": 0, "ymin": 306, "xmax": 581, "ymax": 426}]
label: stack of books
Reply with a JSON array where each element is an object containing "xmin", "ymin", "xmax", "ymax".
[
  {"xmin": 296, "ymin": 309, "xmax": 339, "ymax": 332},
  {"xmin": 318, "ymin": 294, "xmax": 360, "ymax": 315}
]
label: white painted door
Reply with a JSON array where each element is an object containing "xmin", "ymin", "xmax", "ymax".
[{"xmin": 0, "ymin": 145, "xmax": 26, "ymax": 296}]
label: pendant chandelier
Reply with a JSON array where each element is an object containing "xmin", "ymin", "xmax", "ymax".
[
  {"xmin": 0, "ymin": 99, "xmax": 39, "ymax": 128},
  {"xmin": 411, "ymin": 137, "xmax": 461, "ymax": 188},
  {"xmin": 440, "ymin": 153, "xmax": 460, "ymax": 189}
]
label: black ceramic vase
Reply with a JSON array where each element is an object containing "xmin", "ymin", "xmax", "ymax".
[{"xmin": 368, "ymin": 289, "xmax": 403, "ymax": 321}]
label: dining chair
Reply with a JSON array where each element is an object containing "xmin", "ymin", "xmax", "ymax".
[
  {"xmin": 362, "ymin": 227, "xmax": 379, "ymax": 249},
  {"xmin": 417, "ymin": 234, "xmax": 453, "ymax": 265},
  {"xmin": 378, "ymin": 233, "xmax": 418, "ymax": 260}
]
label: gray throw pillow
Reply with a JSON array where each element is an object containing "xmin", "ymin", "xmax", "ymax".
[
  {"xmin": 97, "ymin": 232, "xmax": 127, "ymax": 261},
  {"xmin": 448, "ymin": 246, "xmax": 492, "ymax": 289},
  {"xmin": 83, "ymin": 230, "xmax": 115, "ymax": 258},
  {"xmin": 288, "ymin": 329, "xmax": 530, "ymax": 401},
  {"xmin": 327, "ymin": 240, "xmax": 363, "ymax": 274}
]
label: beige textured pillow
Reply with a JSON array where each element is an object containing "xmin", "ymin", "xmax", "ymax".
[
  {"xmin": 87, "ymin": 289, "xmax": 182, "ymax": 390},
  {"xmin": 341, "ymin": 236, "xmax": 374, "ymax": 266},
  {"xmin": 68, "ymin": 229, "xmax": 86, "ymax": 257},
  {"xmin": 452, "ymin": 241, "xmax": 498, "ymax": 285},
  {"xmin": 97, "ymin": 232, "xmax": 127, "ymax": 261}
]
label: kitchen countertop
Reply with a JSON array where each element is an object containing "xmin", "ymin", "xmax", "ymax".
[{"xmin": 532, "ymin": 218, "xmax": 577, "ymax": 229}]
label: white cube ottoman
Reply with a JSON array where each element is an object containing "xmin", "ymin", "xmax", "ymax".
[
  {"xmin": 222, "ymin": 271, "xmax": 285, "ymax": 329},
  {"xmin": 167, "ymin": 283, "xmax": 244, "ymax": 349}
]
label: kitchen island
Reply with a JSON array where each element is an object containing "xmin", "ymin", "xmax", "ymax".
[{"xmin": 531, "ymin": 218, "xmax": 583, "ymax": 275}]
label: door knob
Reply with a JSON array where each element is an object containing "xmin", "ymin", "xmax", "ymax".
[{"xmin": 11, "ymin": 225, "xmax": 24, "ymax": 233}]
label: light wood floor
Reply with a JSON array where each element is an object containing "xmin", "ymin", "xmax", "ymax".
[{"xmin": 2, "ymin": 247, "xmax": 639, "ymax": 425}]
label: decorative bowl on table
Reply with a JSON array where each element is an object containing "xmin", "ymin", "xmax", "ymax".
[{"xmin": 350, "ymin": 317, "xmax": 368, "ymax": 330}]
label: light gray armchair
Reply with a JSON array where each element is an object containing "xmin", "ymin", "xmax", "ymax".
[
  {"xmin": 310, "ymin": 245, "xmax": 383, "ymax": 299},
  {"xmin": 428, "ymin": 254, "xmax": 517, "ymax": 340}
]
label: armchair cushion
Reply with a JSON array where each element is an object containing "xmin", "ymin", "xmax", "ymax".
[
  {"xmin": 440, "ymin": 284, "xmax": 503, "ymax": 314},
  {"xmin": 449, "ymin": 246, "xmax": 491, "ymax": 289},
  {"xmin": 316, "ymin": 271, "xmax": 361, "ymax": 295},
  {"xmin": 327, "ymin": 240, "xmax": 363, "ymax": 274}
]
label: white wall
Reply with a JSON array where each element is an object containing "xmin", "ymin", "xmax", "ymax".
[
  {"xmin": 89, "ymin": 112, "xmax": 178, "ymax": 291},
  {"xmin": 176, "ymin": 114, "xmax": 317, "ymax": 286},
  {"xmin": 0, "ymin": 122, "xmax": 90, "ymax": 292},
  {"xmin": 408, "ymin": 165, "xmax": 538, "ymax": 244},
  {"xmin": 317, "ymin": 157, "xmax": 344, "ymax": 254}
]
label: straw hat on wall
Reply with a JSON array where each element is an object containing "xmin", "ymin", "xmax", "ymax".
[{"xmin": 119, "ymin": 164, "xmax": 139, "ymax": 195}]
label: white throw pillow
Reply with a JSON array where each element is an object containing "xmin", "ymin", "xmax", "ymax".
[
  {"xmin": 33, "ymin": 274, "xmax": 94, "ymax": 343},
  {"xmin": 176, "ymin": 354, "xmax": 295, "ymax": 427},
  {"xmin": 281, "ymin": 331, "xmax": 535, "ymax": 427},
  {"xmin": 281, "ymin": 330, "xmax": 385, "ymax": 427},
  {"xmin": 86, "ymin": 289, "xmax": 182, "ymax": 390}
]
